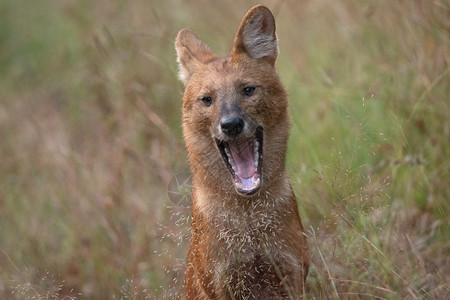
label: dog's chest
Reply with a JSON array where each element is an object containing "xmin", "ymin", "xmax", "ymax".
[
  {"xmin": 207, "ymin": 201, "xmax": 301, "ymax": 282},
  {"xmin": 211, "ymin": 199, "xmax": 288, "ymax": 248}
]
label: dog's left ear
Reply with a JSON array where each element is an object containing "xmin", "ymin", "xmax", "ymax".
[{"xmin": 231, "ymin": 5, "xmax": 278, "ymax": 65}]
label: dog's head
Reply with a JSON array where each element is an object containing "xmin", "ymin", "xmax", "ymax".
[{"xmin": 176, "ymin": 5, "xmax": 290, "ymax": 196}]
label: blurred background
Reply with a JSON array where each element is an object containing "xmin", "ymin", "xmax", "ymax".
[{"xmin": 0, "ymin": 0, "xmax": 448, "ymax": 298}]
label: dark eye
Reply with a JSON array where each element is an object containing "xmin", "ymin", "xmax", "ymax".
[
  {"xmin": 201, "ymin": 96, "xmax": 212, "ymax": 106},
  {"xmin": 243, "ymin": 86, "xmax": 256, "ymax": 97}
]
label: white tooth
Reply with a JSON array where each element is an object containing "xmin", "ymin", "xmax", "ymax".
[
  {"xmin": 229, "ymin": 157, "xmax": 236, "ymax": 171},
  {"xmin": 231, "ymin": 161, "xmax": 237, "ymax": 172},
  {"xmin": 254, "ymin": 177, "xmax": 261, "ymax": 187},
  {"xmin": 235, "ymin": 182, "xmax": 243, "ymax": 189},
  {"xmin": 224, "ymin": 147, "xmax": 237, "ymax": 171},
  {"xmin": 254, "ymin": 157, "xmax": 258, "ymax": 168},
  {"xmin": 225, "ymin": 147, "xmax": 231, "ymax": 158}
]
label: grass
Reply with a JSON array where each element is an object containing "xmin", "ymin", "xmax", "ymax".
[{"xmin": 0, "ymin": 0, "xmax": 448, "ymax": 298}]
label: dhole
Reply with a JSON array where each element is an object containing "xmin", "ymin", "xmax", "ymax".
[{"xmin": 175, "ymin": 5, "xmax": 309, "ymax": 299}]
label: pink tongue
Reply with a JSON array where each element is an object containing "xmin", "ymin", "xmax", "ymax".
[{"xmin": 229, "ymin": 140, "xmax": 256, "ymax": 179}]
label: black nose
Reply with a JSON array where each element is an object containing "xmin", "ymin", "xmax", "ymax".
[{"xmin": 220, "ymin": 117, "xmax": 244, "ymax": 136}]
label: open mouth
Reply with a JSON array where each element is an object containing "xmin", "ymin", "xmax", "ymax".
[{"xmin": 216, "ymin": 126, "xmax": 263, "ymax": 195}]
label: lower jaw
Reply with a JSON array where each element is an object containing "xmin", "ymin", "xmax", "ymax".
[
  {"xmin": 236, "ymin": 188, "xmax": 260, "ymax": 196},
  {"xmin": 234, "ymin": 176, "xmax": 261, "ymax": 196}
]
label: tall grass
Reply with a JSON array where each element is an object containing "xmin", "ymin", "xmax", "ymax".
[{"xmin": 0, "ymin": 0, "xmax": 448, "ymax": 298}]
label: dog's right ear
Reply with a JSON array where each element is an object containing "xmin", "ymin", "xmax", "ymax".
[{"xmin": 175, "ymin": 29, "xmax": 217, "ymax": 84}]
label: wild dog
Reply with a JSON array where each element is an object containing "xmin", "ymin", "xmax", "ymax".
[{"xmin": 175, "ymin": 5, "xmax": 309, "ymax": 299}]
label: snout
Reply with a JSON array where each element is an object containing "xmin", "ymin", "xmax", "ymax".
[
  {"xmin": 220, "ymin": 116, "xmax": 244, "ymax": 136},
  {"xmin": 215, "ymin": 116, "xmax": 264, "ymax": 195}
]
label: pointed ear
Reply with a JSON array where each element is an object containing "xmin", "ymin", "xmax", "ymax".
[
  {"xmin": 175, "ymin": 29, "xmax": 217, "ymax": 84},
  {"xmin": 231, "ymin": 5, "xmax": 278, "ymax": 65}
]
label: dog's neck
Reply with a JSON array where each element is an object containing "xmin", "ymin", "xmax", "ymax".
[{"xmin": 191, "ymin": 172, "xmax": 294, "ymax": 218}]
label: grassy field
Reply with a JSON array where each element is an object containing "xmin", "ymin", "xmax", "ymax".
[{"xmin": 0, "ymin": 0, "xmax": 449, "ymax": 298}]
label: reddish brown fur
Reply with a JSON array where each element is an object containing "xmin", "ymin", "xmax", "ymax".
[{"xmin": 176, "ymin": 5, "xmax": 309, "ymax": 299}]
